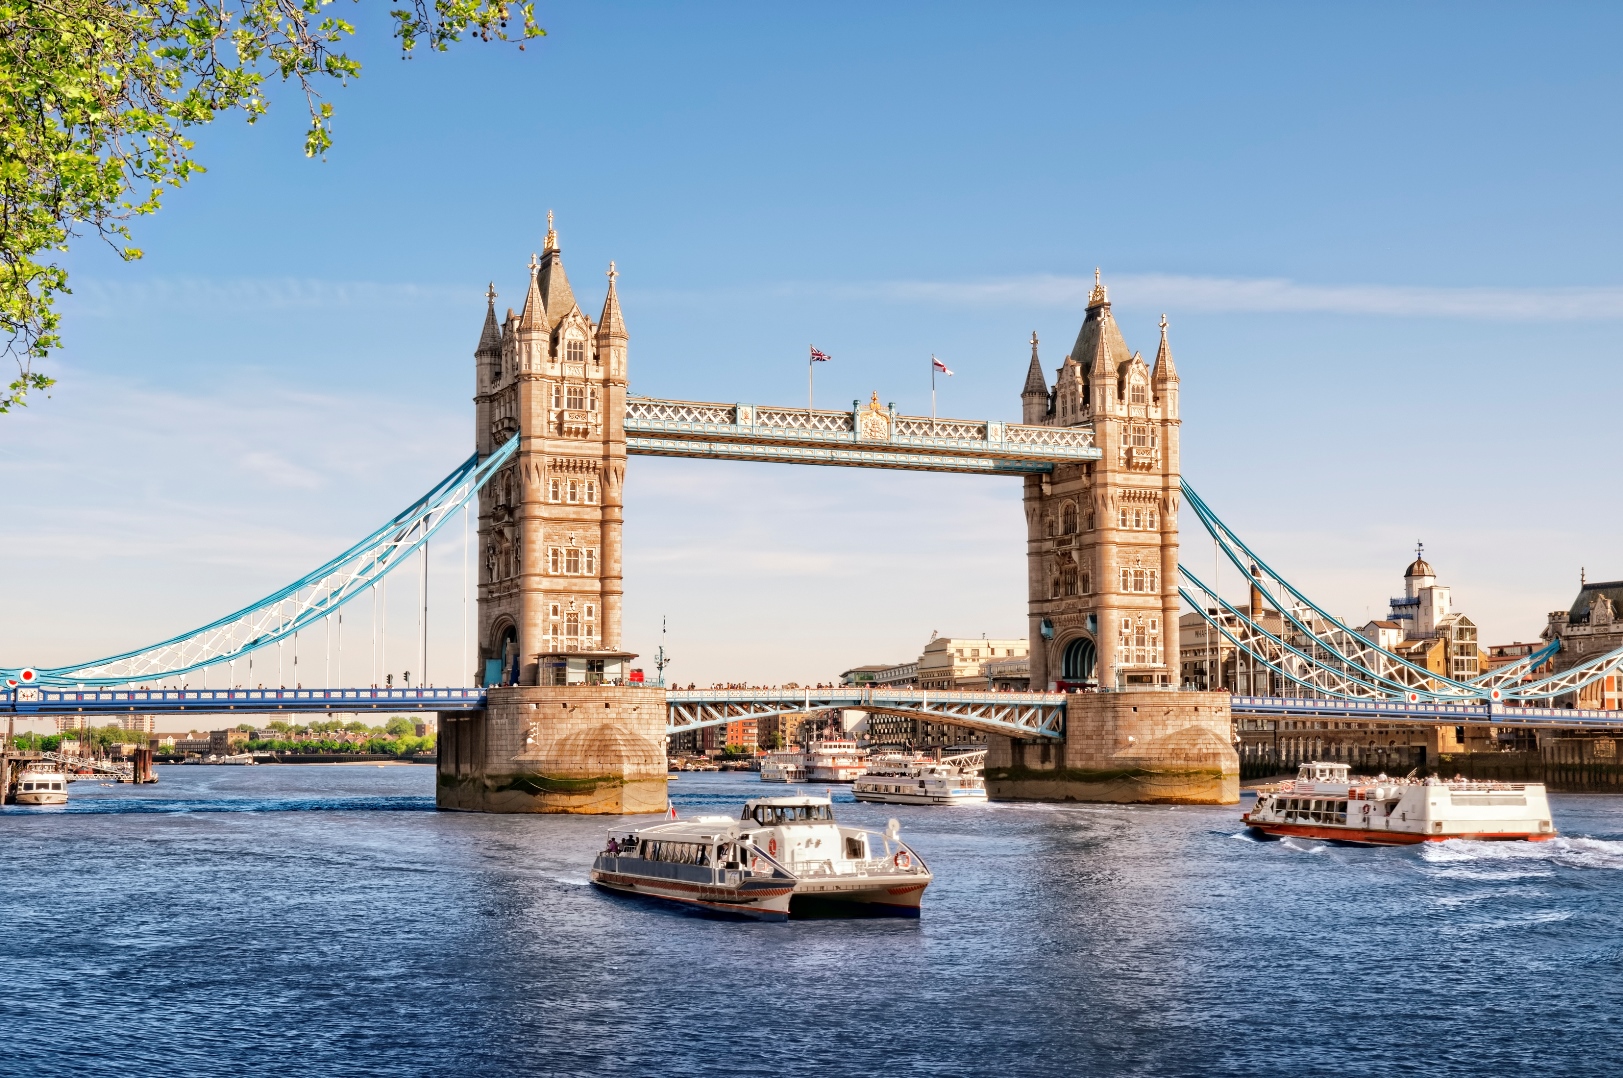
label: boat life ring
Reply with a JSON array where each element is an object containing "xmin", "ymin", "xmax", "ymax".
[
  {"xmin": 894, "ymin": 850, "xmax": 913, "ymax": 870},
  {"xmin": 768, "ymin": 838, "xmax": 777, "ymax": 857},
  {"xmin": 749, "ymin": 855, "xmax": 763, "ymax": 873},
  {"xmin": 1362, "ymin": 803, "xmax": 1373, "ymax": 815}
]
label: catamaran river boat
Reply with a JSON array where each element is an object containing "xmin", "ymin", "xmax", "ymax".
[
  {"xmin": 591, "ymin": 795, "xmax": 932, "ymax": 920},
  {"xmin": 853, "ymin": 750, "xmax": 988, "ymax": 805},
  {"xmin": 11, "ymin": 764, "xmax": 69, "ymax": 806},
  {"xmin": 1243, "ymin": 762, "xmax": 1556, "ymax": 845},
  {"xmin": 759, "ymin": 750, "xmax": 806, "ymax": 783},
  {"xmin": 804, "ymin": 739, "xmax": 868, "ymax": 782}
]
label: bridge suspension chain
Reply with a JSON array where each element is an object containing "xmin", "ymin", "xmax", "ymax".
[{"xmin": 3, "ymin": 437, "xmax": 518, "ymax": 688}]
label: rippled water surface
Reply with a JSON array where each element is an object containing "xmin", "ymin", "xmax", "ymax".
[{"xmin": 4, "ymin": 765, "xmax": 1622, "ymax": 1077}]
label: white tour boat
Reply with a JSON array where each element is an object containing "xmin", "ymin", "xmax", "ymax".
[
  {"xmin": 853, "ymin": 750, "xmax": 988, "ymax": 805},
  {"xmin": 1243, "ymin": 761, "xmax": 1556, "ymax": 845},
  {"xmin": 591, "ymin": 795, "xmax": 932, "ymax": 920},
  {"xmin": 759, "ymin": 750, "xmax": 806, "ymax": 783},
  {"xmin": 12, "ymin": 765, "xmax": 69, "ymax": 806},
  {"xmin": 804, "ymin": 739, "xmax": 868, "ymax": 783}
]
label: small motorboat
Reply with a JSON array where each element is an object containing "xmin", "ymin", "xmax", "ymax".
[{"xmin": 591, "ymin": 795, "xmax": 931, "ymax": 920}]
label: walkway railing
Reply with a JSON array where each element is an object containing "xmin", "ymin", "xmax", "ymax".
[
  {"xmin": 1230, "ymin": 694, "xmax": 1623, "ymax": 730},
  {"xmin": 665, "ymin": 686, "xmax": 1068, "ymax": 739},
  {"xmin": 2, "ymin": 687, "xmax": 487, "ymax": 715},
  {"xmin": 625, "ymin": 396, "xmax": 1099, "ymax": 476}
]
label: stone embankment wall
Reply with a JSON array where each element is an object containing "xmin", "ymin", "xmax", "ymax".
[
  {"xmin": 437, "ymin": 685, "xmax": 668, "ymax": 813},
  {"xmin": 987, "ymin": 690, "xmax": 1237, "ymax": 804}
]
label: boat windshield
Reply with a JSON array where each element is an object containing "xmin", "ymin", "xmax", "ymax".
[{"xmin": 745, "ymin": 804, "xmax": 834, "ymax": 825}]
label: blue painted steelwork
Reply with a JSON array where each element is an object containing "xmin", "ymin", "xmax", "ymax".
[
  {"xmin": 1, "ymin": 438, "xmax": 519, "ymax": 688},
  {"xmin": 3, "ymin": 686, "xmax": 486, "ymax": 715},
  {"xmin": 624, "ymin": 396, "xmax": 1099, "ymax": 473},
  {"xmin": 1229, "ymin": 694, "xmax": 1623, "ymax": 731},
  {"xmin": 665, "ymin": 686, "xmax": 1067, "ymax": 739}
]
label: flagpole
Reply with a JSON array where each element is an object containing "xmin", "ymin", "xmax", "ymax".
[
  {"xmin": 930, "ymin": 354, "xmax": 937, "ymax": 429},
  {"xmin": 808, "ymin": 346, "xmax": 814, "ymax": 415}
]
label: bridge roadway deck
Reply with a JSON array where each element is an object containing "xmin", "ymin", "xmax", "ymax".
[{"xmin": 4, "ymin": 689, "xmax": 1620, "ymax": 734}]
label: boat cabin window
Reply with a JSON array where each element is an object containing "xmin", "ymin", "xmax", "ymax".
[
  {"xmin": 745, "ymin": 804, "xmax": 834, "ymax": 825},
  {"xmin": 640, "ymin": 840, "xmax": 712, "ymax": 865}
]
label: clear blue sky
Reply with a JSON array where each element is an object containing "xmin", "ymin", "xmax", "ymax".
[{"xmin": 3, "ymin": 1, "xmax": 1620, "ymax": 685}]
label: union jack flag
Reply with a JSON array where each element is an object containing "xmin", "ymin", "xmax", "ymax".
[{"xmin": 809, "ymin": 346, "xmax": 831, "ymax": 362}]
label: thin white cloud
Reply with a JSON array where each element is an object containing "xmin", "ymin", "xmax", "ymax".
[
  {"xmin": 62, "ymin": 276, "xmax": 469, "ymax": 316},
  {"xmin": 871, "ymin": 273, "xmax": 1623, "ymax": 319}
]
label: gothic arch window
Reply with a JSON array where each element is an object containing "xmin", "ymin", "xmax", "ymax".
[
  {"xmin": 548, "ymin": 548, "xmax": 562, "ymax": 574},
  {"xmin": 549, "ymin": 478, "xmax": 562, "ymax": 503},
  {"xmin": 565, "ymin": 548, "xmax": 582, "ymax": 574},
  {"xmin": 566, "ymin": 384, "xmax": 586, "ymax": 410},
  {"xmin": 1119, "ymin": 508, "xmax": 1129, "ymax": 529},
  {"xmin": 1061, "ymin": 637, "xmax": 1096, "ymax": 681},
  {"xmin": 1051, "ymin": 575, "xmax": 1062, "ymax": 600},
  {"xmin": 1061, "ymin": 502, "xmax": 1078, "ymax": 534},
  {"xmin": 584, "ymin": 479, "xmax": 599, "ymax": 505},
  {"xmin": 1061, "ymin": 568, "xmax": 1077, "ymax": 596},
  {"xmin": 551, "ymin": 384, "xmax": 563, "ymax": 409},
  {"xmin": 567, "ymin": 478, "xmax": 581, "ymax": 504},
  {"xmin": 565, "ymin": 610, "xmax": 581, "ymax": 639},
  {"xmin": 566, "ymin": 338, "xmax": 586, "ymax": 364},
  {"xmin": 1080, "ymin": 570, "xmax": 1091, "ymax": 595},
  {"xmin": 1131, "ymin": 382, "xmax": 1147, "ymax": 405}
]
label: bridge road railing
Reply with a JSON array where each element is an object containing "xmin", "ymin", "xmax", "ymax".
[
  {"xmin": 2, "ymin": 686, "xmax": 488, "ymax": 716},
  {"xmin": 665, "ymin": 687, "xmax": 1068, "ymax": 740},
  {"xmin": 1230, "ymin": 695, "xmax": 1623, "ymax": 731}
]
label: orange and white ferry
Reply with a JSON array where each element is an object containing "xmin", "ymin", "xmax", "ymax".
[{"xmin": 1243, "ymin": 762, "xmax": 1556, "ymax": 845}]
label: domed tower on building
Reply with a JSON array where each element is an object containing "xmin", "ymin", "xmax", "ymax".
[{"xmin": 1020, "ymin": 272, "xmax": 1182, "ymax": 691}]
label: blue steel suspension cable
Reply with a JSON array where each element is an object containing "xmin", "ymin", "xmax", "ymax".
[
  {"xmin": 4, "ymin": 437, "xmax": 518, "ymax": 687},
  {"xmin": 1179, "ymin": 481, "xmax": 1483, "ymax": 698}
]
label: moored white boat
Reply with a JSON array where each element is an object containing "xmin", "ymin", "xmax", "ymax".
[
  {"xmin": 12, "ymin": 765, "xmax": 69, "ymax": 806},
  {"xmin": 759, "ymin": 750, "xmax": 806, "ymax": 783},
  {"xmin": 853, "ymin": 750, "xmax": 988, "ymax": 805},
  {"xmin": 591, "ymin": 795, "xmax": 932, "ymax": 920},
  {"xmin": 804, "ymin": 739, "xmax": 867, "ymax": 783},
  {"xmin": 1243, "ymin": 762, "xmax": 1557, "ymax": 845}
]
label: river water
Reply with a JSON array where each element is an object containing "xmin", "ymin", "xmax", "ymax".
[{"xmin": 3, "ymin": 766, "xmax": 1620, "ymax": 1077}]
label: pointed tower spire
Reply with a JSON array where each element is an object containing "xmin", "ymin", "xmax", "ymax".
[
  {"xmin": 597, "ymin": 260, "xmax": 626, "ymax": 340},
  {"xmin": 517, "ymin": 253, "xmax": 547, "ymax": 332},
  {"xmin": 1020, "ymin": 330, "xmax": 1050, "ymax": 423},
  {"xmin": 476, "ymin": 282, "xmax": 502, "ymax": 358},
  {"xmin": 538, "ymin": 212, "xmax": 577, "ymax": 328},
  {"xmin": 1152, "ymin": 312, "xmax": 1178, "ymax": 383}
]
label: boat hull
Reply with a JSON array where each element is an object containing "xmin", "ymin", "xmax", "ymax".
[
  {"xmin": 788, "ymin": 877, "xmax": 929, "ymax": 918},
  {"xmin": 1244, "ymin": 820, "xmax": 1556, "ymax": 846},
  {"xmin": 852, "ymin": 789, "xmax": 987, "ymax": 806},
  {"xmin": 13, "ymin": 792, "xmax": 68, "ymax": 806},
  {"xmin": 589, "ymin": 867, "xmax": 794, "ymax": 921}
]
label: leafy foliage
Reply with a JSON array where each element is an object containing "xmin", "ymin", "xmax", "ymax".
[{"xmin": 0, "ymin": 0, "xmax": 542, "ymax": 412}]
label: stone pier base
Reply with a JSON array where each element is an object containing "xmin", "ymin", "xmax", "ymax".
[
  {"xmin": 987, "ymin": 690, "xmax": 1238, "ymax": 805},
  {"xmin": 436, "ymin": 685, "xmax": 668, "ymax": 814}
]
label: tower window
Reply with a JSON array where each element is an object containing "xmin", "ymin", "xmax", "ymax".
[
  {"xmin": 585, "ymin": 548, "xmax": 597, "ymax": 574},
  {"xmin": 549, "ymin": 478, "xmax": 562, "ymax": 503},
  {"xmin": 1080, "ymin": 571, "xmax": 1091, "ymax": 594},
  {"xmin": 1119, "ymin": 508, "xmax": 1129, "ymax": 529},
  {"xmin": 565, "ymin": 611, "xmax": 580, "ymax": 638},
  {"xmin": 566, "ymin": 384, "xmax": 586, "ymax": 410},
  {"xmin": 1061, "ymin": 502, "xmax": 1077, "ymax": 534},
  {"xmin": 551, "ymin": 384, "xmax": 562, "ymax": 409},
  {"xmin": 565, "ymin": 548, "xmax": 582, "ymax": 574},
  {"xmin": 588, "ymin": 386, "xmax": 598, "ymax": 411},
  {"xmin": 584, "ymin": 479, "xmax": 598, "ymax": 504},
  {"xmin": 567, "ymin": 479, "xmax": 580, "ymax": 504},
  {"xmin": 566, "ymin": 339, "xmax": 586, "ymax": 364},
  {"xmin": 1131, "ymin": 383, "xmax": 1146, "ymax": 405},
  {"xmin": 548, "ymin": 548, "xmax": 561, "ymax": 574}
]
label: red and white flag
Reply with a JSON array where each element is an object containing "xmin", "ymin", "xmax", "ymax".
[
  {"xmin": 809, "ymin": 346, "xmax": 831, "ymax": 362},
  {"xmin": 932, "ymin": 356, "xmax": 954, "ymax": 376},
  {"xmin": 668, "ymin": 804, "xmax": 678, "ymax": 820}
]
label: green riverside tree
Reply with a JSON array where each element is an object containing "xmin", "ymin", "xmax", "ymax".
[{"xmin": 1, "ymin": 0, "xmax": 542, "ymax": 412}]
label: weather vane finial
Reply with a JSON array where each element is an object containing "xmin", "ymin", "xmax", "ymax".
[
  {"xmin": 485, "ymin": 282, "xmax": 497, "ymax": 304},
  {"xmin": 528, "ymin": 252, "xmax": 540, "ymax": 273},
  {"xmin": 1160, "ymin": 313, "xmax": 1168, "ymax": 333},
  {"xmin": 607, "ymin": 260, "xmax": 617, "ymax": 283}
]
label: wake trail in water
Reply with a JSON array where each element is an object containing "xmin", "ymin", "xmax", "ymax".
[{"xmin": 1420, "ymin": 834, "xmax": 1623, "ymax": 872}]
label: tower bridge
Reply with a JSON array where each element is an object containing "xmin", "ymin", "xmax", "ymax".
[{"xmin": 9, "ymin": 220, "xmax": 1623, "ymax": 813}]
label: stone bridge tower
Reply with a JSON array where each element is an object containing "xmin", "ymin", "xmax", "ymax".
[
  {"xmin": 1022, "ymin": 272, "xmax": 1182, "ymax": 692},
  {"xmin": 440, "ymin": 216, "xmax": 666, "ymax": 815},
  {"xmin": 988, "ymin": 272, "xmax": 1236, "ymax": 805}
]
